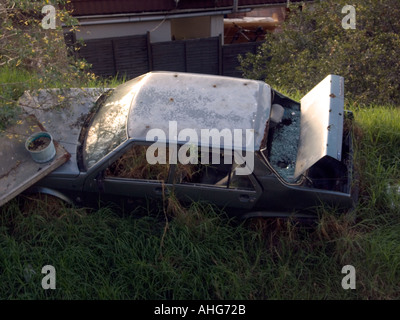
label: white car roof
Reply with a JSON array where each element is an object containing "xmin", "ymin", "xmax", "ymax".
[{"xmin": 126, "ymin": 72, "xmax": 271, "ymax": 150}]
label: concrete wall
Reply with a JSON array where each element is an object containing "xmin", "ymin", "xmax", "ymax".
[
  {"xmin": 170, "ymin": 15, "xmax": 224, "ymax": 41},
  {"xmin": 211, "ymin": 15, "xmax": 225, "ymax": 40},
  {"xmin": 75, "ymin": 19, "xmax": 172, "ymax": 43},
  {"xmin": 171, "ymin": 16, "xmax": 211, "ymax": 40},
  {"xmin": 73, "ymin": 14, "xmax": 224, "ymax": 43}
]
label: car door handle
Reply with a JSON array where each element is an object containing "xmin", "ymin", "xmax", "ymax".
[
  {"xmin": 95, "ymin": 172, "xmax": 105, "ymax": 192},
  {"xmin": 239, "ymin": 194, "xmax": 250, "ymax": 202},
  {"xmin": 155, "ymin": 187, "xmax": 169, "ymax": 195}
]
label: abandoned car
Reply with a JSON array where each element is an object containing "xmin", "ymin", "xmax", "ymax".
[{"xmin": 20, "ymin": 71, "xmax": 356, "ymax": 219}]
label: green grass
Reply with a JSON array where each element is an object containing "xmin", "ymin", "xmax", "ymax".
[
  {"xmin": 0, "ymin": 66, "xmax": 35, "ymax": 130},
  {"xmin": 1, "ymin": 68, "xmax": 400, "ymax": 299},
  {"xmin": 0, "ymin": 196, "xmax": 358, "ymax": 300}
]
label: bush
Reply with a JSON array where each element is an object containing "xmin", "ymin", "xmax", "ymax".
[
  {"xmin": 0, "ymin": 0, "xmax": 84, "ymax": 76},
  {"xmin": 239, "ymin": 0, "xmax": 400, "ymax": 106},
  {"xmin": 0, "ymin": 0, "xmax": 95, "ymax": 130}
]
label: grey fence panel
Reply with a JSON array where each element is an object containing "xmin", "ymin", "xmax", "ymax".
[
  {"xmin": 78, "ymin": 38, "xmax": 116, "ymax": 77},
  {"xmin": 151, "ymin": 41, "xmax": 186, "ymax": 72},
  {"xmin": 76, "ymin": 33, "xmax": 263, "ymax": 79},
  {"xmin": 63, "ymin": 31, "xmax": 76, "ymax": 58},
  {"xmin": 185, "ymin": 37, "xmax": 220, "ymax": 75},
  {"xmin": 222, "ymin": 42, "xmax": 262, "ymax": 78},
  {"xmin": 113, "ymin": 35, "xmax": 149, "ymax": 80}
]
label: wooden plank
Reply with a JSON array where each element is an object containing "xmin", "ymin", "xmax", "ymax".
[{"xmin": 0, "ymin": 115, "xmax": 70, "ymax": 207}]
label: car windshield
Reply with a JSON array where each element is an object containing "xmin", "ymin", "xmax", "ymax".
[{"xmin": 84, "ymin": 76, "xmax": 144, "ymax": 168}]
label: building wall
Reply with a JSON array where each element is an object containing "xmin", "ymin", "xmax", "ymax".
[
  {"xmin": 75, "ymin": 19, "xmax": 172, "ymax": 42},
  {"xmin": 171, "ymin": 16, "xmax": 211, "ymax": 40},
  {"xmin": 170, "ymin": 15, "xmax": 224, "ymax": 41},
  {"xmin": 74, "ymin": 15, "xmax": 224, "ymax": 43},
  {"xmin": 211, "ymin": 15, "xmax": 225, "ymax": 39}
]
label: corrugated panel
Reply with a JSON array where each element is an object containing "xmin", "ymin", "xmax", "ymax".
[{"xmin": 113, "ymin": 35, "xmax": 149, "ymax": 79}]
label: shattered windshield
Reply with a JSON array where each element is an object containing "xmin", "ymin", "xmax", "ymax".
[
  {"xmin": 262, "ymin": 92, "xmax": 301, "ymax": 183},
  {"xmin": 84, "ymin": 76, "xmax": 144, "ymax": 168}
]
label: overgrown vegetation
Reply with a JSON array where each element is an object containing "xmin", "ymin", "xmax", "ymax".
[
  {"xmin": 0, "ymin": 0, "xmax": 97, "ymax": 130},
  {"xmin": 106, "ymin": 145, "xmax": 171, "ymax": 181},
  {"xmin": 239, "ymin": 0, "xmax": 400, "ymax": 106}
]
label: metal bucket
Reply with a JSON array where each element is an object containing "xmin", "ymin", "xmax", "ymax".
[{"xmin": 25, "ymin": 132, "xmax": 56, "ymax": 163}]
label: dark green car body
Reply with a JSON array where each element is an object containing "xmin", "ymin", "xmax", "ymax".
[{"xmin": 23, "ymin": 72, "xmax": 356, "ymax": 219}]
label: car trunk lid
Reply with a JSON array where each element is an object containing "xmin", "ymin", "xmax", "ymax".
[{"xmin": 294, "ymin": 74, "xmax": 345, "ymax": 179}]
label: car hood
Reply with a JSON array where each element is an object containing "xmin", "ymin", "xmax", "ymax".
[{"xmin": 19, "ymin": 88, "xmax": 107, "ymax": 177}]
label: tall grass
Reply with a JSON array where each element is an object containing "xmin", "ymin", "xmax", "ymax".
[{"xmin": 1, "ymin": 69, "xmax": 400, "ymax": 299}]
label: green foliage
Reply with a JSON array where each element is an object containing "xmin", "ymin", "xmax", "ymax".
[
  {"xmin": 0, "ymin": 0, "xmax": 85, "ymax": 76},
  {"xmin": 0, "ymin": 66, "xmax": 33, "ymax": 127},
  {"xmin": 0, "ymin": 0, "xmax": 97, "ymax": 130},
  {"xmin": 239, "ymin": 0, "xmax": 400, "ymax": 106}
]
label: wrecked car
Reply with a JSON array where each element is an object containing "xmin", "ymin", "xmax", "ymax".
[{"xmin": 20, "ymin": 71, "xmax": 356, "ymax": 219}]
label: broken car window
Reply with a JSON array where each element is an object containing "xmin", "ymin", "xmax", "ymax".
[
  {"xmin": 175, "ymin": 149, "xmax": 255, "ymax": 191},
  {"xmin": 105, "ymin": 144, "xmax": 170, "ymax": 181},
  {"xmin": 262, "ymin": 93, "xmax": 301, "ymax": 183}
]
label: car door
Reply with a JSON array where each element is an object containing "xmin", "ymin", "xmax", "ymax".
[
  {"xmin": 82, "ymin": 141, "xmax": 173, "ymax": 209},
  {"xmin": 172, "ymin": 148, "xmax": 262, "ymax": 210}
]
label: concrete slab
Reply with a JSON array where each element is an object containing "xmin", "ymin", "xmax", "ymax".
[
  {"xmin": 18, "ymin": 88, "xmax": 107, "ymax": 176},
  {"xmin": 0, "ymin": 115, "xmax": 70, "ymax": 206}
]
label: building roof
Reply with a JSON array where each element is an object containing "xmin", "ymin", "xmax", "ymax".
[
  {"xmin": 67, "ymin": 0, "xmax": 310, "ymax": 17},
  {"xmin": 126, "ymin": 72, "xmax": 271, "ymax": 150}
]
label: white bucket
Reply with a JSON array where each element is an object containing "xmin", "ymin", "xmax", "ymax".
[{"xmin": 25, "ymin": 132, "xmax": 56, "ymax": 163}]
